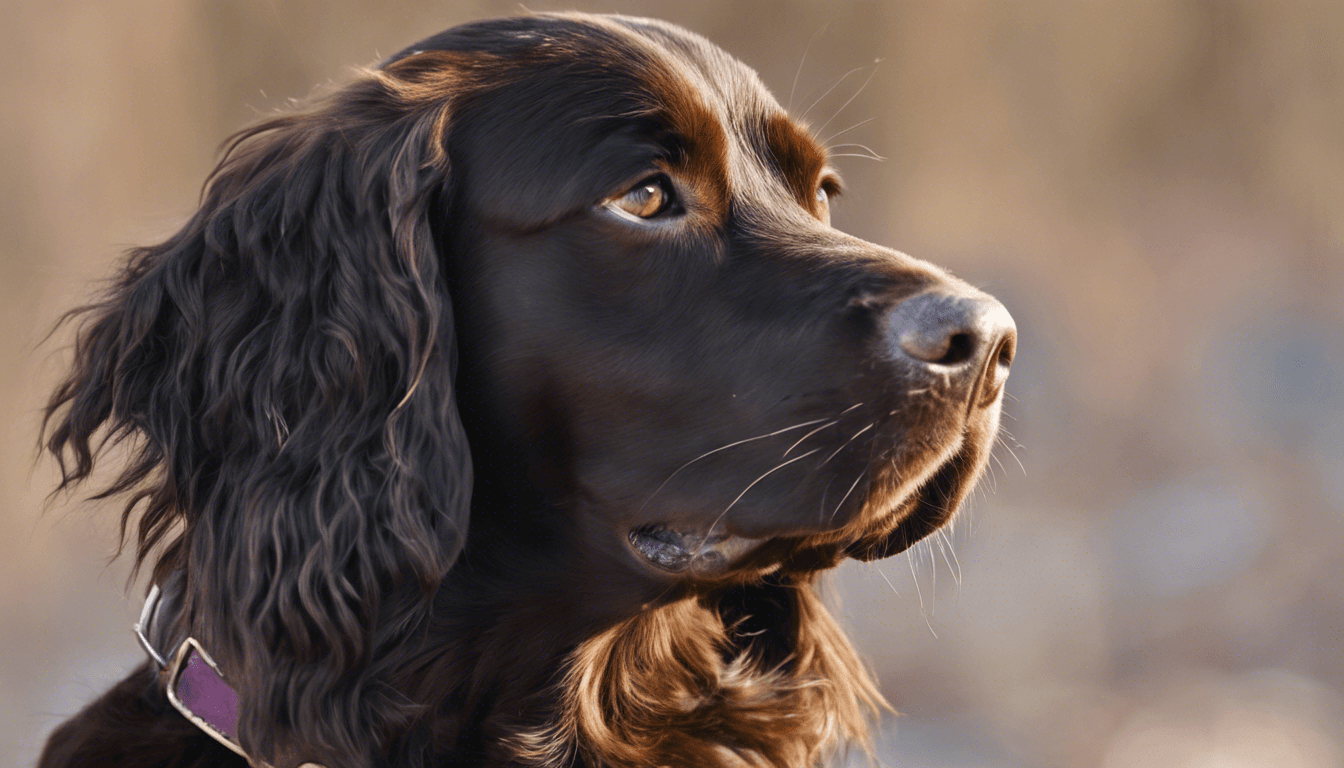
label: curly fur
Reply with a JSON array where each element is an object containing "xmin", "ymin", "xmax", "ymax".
[
  {"xmin": 44, "ymin": 51, "xmax": 497, "ymax": 762},
  {"xmin": 509, "ymin": 582, "xmax": 884, "ymax": 768},
  {"xmin": 39, "ymin": 13, "xmax": 1013, "ymax": 768}
]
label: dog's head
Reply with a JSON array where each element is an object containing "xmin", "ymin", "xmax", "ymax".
[
  {"xmin": 45, "ymin": 13, "xmax": 1013, "ymax": 765},
  {"xmin": 427, "ymin": 16, "xmax": 1015, "ymax": 583}
]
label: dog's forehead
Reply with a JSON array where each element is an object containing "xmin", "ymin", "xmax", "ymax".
[
  {"xmin": 599, "ymin": 15, "xmax": 815, "ymax": 202},
  {"xmin": 388, "ymin": 14, "xmax": 827, "ymax": 221},
  {"xmin": 390, "ymin": 14, "xmax": 787, "ymax": 141},
  {"xmin": 603, "ymin": 15, "xmax": 777, "ymax": 119},
  {"xmin": 569, "ymin": 14, "xmax": 831, "ymax": 209}
]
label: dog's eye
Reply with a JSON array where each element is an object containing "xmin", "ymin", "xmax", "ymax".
[
  {"xmin": 607, "ymin": 175, "xmax": 676, "ymax": 219},
  {"xmin": 814, "ymin": 175, "xmax": 842, "ymax": 222},
  {"xmin": 814, "ymin": 185, "xmax": 832, "ymax": 223}
]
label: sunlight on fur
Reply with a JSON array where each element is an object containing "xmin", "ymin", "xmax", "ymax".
[{"xmin": 509, "ymin": 582, "xmax": 887, "ymax": 768}]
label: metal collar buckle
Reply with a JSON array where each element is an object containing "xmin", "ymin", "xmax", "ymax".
[
  {"xmin": 136, "ymin": 584, "xmax": 259, "ymax": 762},
  {"xmin": 136, "ymin": 584, "xmax": 326, "ymax": 768}
]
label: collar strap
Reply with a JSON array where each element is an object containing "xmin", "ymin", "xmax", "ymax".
[
  {"xmin": 137, "ymin": 584, "xmax": 325, "ymax": 768},
  {"xmin": 166, "ymin": 636, "xmax": 253, "ymax": 760}
]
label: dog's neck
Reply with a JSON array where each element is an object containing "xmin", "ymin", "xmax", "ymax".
[{"xmin": 398, "ymin": 492, "xmax": 883, "ymax": 767}]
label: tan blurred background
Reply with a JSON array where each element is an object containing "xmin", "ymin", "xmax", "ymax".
[{"xmin": 4, "ymin": 1, "xmax": 1342, "ymax": 766}]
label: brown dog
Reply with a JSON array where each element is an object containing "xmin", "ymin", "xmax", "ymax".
[{"xmin": 40, "ymin": 13, "xmax": 1015, "ymax": 768}]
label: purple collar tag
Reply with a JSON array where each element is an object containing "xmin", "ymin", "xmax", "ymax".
[{"xmin": 164, "ymin": 637, "xmax": 259, "ymax": 763}]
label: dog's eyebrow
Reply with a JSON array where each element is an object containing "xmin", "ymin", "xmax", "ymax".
[
  {"xmin": 761, "ymin": 113, "xmax": 830, "ymax": 199},
  {"xmin": 629, "ymin": 79, "xmax": 732, "ymax": 223}
]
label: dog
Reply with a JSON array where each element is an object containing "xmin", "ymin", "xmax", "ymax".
[{"xmin": 38, "ymin": 13, "xmax": 1015, "ymax": 768}]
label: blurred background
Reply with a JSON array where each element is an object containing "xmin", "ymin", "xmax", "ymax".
[{"xmin": 3, "ymin": 1, "xmax": 1341, "ymax": 766}]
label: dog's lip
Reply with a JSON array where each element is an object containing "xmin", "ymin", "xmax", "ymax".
[
  {"xmin": 628, "ymin": 524, "xmax": 764, "ymax": 574},
  {"xmin": 844, "ymin": 434, "xmax": 980, "ymax": 561}
]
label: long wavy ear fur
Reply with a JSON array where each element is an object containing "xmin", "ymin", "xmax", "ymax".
[
  {"xmin": 509, "ymin": 580, "xmax": 886, "ymax": 768},
  {"xmin": 43, "ymin": 52, "xmax": 488, "ymax": 765}
]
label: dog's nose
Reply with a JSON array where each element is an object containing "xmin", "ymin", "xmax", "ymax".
[{"xmin": 886, "ymin": 289, "xmax": 1016, "ymax": 399}]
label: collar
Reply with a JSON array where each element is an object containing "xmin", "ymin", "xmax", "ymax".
[
  {"xmin": 137, "ymin": 583, "xmax": 325, "ymax": 768},
  {"xmin": 136, "ymin": 583, "xmax": 253, "ymax": 761}
]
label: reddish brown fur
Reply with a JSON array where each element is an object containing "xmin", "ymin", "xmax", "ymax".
[
  {"xmin": 763, "ymin": 114, "xmax": 834, "ymax": 215},
  {"xmin": 508, "ymin": 579, "xmax": 885, "ymax": 768}
]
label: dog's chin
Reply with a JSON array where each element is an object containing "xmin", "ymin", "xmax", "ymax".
[{"xmin": 844, "ymin": 437, "xmax": 987, "ymax": 562}]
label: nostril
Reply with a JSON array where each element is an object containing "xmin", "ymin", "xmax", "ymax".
[
  {"xmin": 940, "ymin": 332, "xmax": 976, "ymax": 366},
  {"xmin": 982, "ymin": 335, "xmax": 1016, "ymax": 400},
  {"xmin": 888, "ymin": 290, "xmax": 1016, "ymax": 372},
  {"xmin": 994, "ymin": 335, "xmax": 1015, "ymax": 370},
  {"xmin": 901, "ymin": 329, "xmax": 977, "ymax": 366},
  {"xmin": 890, "ymin": 293, "xmax": 985, "ymax": 366}
]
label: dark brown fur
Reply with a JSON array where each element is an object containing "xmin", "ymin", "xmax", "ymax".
[{"xmin": 39, "ymin": 13, "xmax": 1012, "ymax": 768}]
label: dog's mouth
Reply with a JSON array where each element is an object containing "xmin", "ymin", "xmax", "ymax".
[
  {"xmin": 628, "ymin": 524, "xmax": 764, "ymax": 574},
  {"xmin": 627, "ymin": 386, "xmax": 1002, "ymax": 576},
  {"xmin": 627, "ymin": 432, "xmax": 969, "ymax": 575}
]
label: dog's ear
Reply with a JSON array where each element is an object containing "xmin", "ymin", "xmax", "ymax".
[{"xmin": 44, "ymin": 52, "xmax": 487, "ymax": 765}]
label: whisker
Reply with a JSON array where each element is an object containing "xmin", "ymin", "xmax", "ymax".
[
  {"xmin": 927, "ymin": 539, "xmax": 937, "ymax": 615},
  {"xmin": 800, "ymin": 64, "xmax": 869, "ymax": 122},
  {"xmin": 828, "ymin": 153, "xmax": 884, "ymax": 162},
  {"xmin": 828, "ymin": 467, "xmax": 868, "ymax": 524},
  {"xmin": 826, "ymin": 142, "xmax": 886, "ymax": 161},
  {"xmin": 782, "ymin": 419, "xmax": 838, "ymax": 457},
  {"xmin": 829, "ymin": 143, "xmax": 879, "ymax": 151},
  {"xmin": 908, "ymin": 551, "xmax": 938, "ymax": 639},
  {"xmin": 788, "ymin": 23, "xmax": 829, "ymax": 112},
  {"xmin": 638, "ymin": 417, "xmax": 830, "ymax": 512},
  {"xmin": 724, "ymin": 448, "xmax": 822, "ymax": 514},
  {"xmin": 815, "ymin": 60, "xmax": 882, "ymax": 136},
  {"xmin": 875, "ymin": 564, "xmax": 901, "ymax": 597},
  {"xmin": 697, "ymin": 447, "xmax": 823, "ymax": 556},
  {"xmin": 822, "ymin": 116, "xmax": 876, "ymax": 146},
  {"xmin": 1006, "ymin": 446, "xmax": 1027, "ymax": 476},
  {"xmin": 989, "ymin": 446, "xmax": 1010, "ymax": 478},
  {"xmin": 820, "ymin": 422, "xmax": 874, "ymax": 466},
  {"xmin": 938, "ymin": 529, "xmax": 963, "ymax": 588},
  {"xmin": 997, "ymin": 433, "xmax": 1027, "ymax": 476},
  {"xmin": 988, "ymin": 450, "xmax": 1007, "ymax": 488}
]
